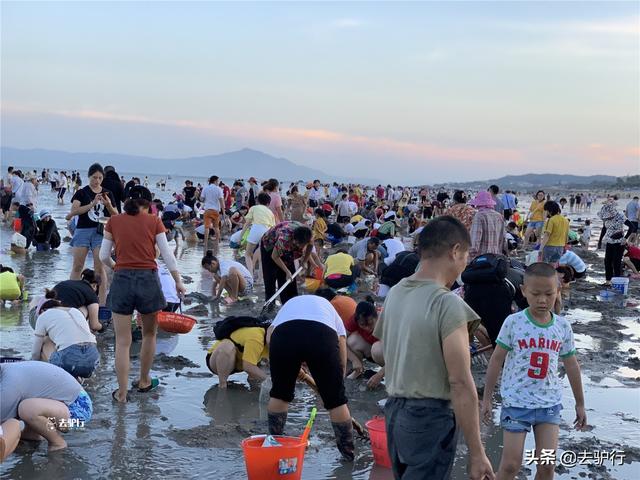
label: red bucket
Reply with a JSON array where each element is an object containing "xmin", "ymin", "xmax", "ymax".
[
  {"xmin": 241, "ymin": 436, "xmax": 307, "ymax": 480},
  {"xmin": 157, "ymin": 311, "xmax": 196, "ymax": 334},
  {"xmin": 13, "ymin": 218, "xmax": 22, "ymax": 232},
  {"xmin": 366, "ymin": 416, "xmax": 392, "ymax": 468}
]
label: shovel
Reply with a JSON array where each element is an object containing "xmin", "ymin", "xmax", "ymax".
[{"xmin": 260, "ymin": 266, "xmax": 304, "ymax": 315}]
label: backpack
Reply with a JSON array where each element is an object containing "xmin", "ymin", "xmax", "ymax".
[
  {"xmin": 461, "ymin": 253, "xmax": 508, "ymax": 284},
  {"xmin": 212, "ymin": 315, "xmax": 270, "ymax": 341}
]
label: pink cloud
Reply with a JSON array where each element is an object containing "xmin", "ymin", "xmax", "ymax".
[{"xmin": 3, "ymin": 105, "xmax": 524, "ymax": 164}]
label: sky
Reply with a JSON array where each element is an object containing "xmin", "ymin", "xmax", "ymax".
[{"xmin": 1, "ymin": 1, "xmax": 639, "ymax": 184}]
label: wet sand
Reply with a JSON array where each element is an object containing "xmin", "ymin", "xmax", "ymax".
[{"xmin": 1, "ymin": 184, "xmax": 639, "ymax": 479}]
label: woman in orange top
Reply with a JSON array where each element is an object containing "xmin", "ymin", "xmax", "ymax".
[{"xmin": 100, "ymin": 186, "xmax": 186, "ymax": 402}]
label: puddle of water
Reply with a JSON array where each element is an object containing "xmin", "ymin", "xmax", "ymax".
[
  {"xmin": 565, "ymin": 308, "xmax": 602, "ymax": 324},
  {"xmin": 616, "ymin": 367, "xmax": 640, "ymax": 380}
]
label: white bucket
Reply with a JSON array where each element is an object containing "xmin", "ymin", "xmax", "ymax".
[{"xmin": 611, "ymin": 277, "xmax": 629, "ymax": 296}]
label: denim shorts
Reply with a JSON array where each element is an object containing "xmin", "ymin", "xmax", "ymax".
[
  {"xmin": 500, "ymin": 404, "xmax": 562, "ymax": 433},
  {"xmin": 543, "ymin": 246, "xmax": 564, "ymax": 263},
  {"xmin": 49, "ymin": 343, "xmax": 100, "ymax": 378},
  {"xmin": 68, "ymin": 390, "xmax": 93, "ymax": 423},
  {"xmin": 70, "ymin": 227, "xmax": 103, "ymax": 250},
  {"xmin": 528, "ymin": 221, "xmax": 545, "ymax": 229},
  {"xmin": 108, "ymin": 269, "xmax": 167, "ymax": 315}
]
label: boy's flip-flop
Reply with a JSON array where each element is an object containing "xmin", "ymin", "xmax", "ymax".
[{"xmin": 132, "ymin": 378, "xmax": 160, "ymax": 392}]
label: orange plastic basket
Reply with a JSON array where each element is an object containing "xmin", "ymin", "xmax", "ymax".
[{"xmin": 157, "ymin": 311, "xmax": 196, "ymax": 334}]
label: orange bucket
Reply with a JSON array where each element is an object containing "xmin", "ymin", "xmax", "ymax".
[
  {"xmin": 242, "ymin": 436, "xmax": 307, "ymax": 480},
  {"xmin": 366, "ymin": 417, "xmax": 392, "ymax": 468},
  {"xmin": 157, "ymin": 311, "xmax": 196, "ymax": 334},
  {"xmin": 13, "ymin": 218, "xmax": 22, "ymax": 233}
]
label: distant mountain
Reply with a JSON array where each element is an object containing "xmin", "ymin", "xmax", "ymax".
[
  {"xmin": 447, "ymin": 173, "xmax": 617, "ymax": 189},
  {"xmin": 0, "ymin": 146, "xmax": 378, "ymax": 184}
]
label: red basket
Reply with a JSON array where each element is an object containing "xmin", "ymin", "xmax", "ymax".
[{"xmin": 157, "ymin": 311, "xmax": 196, "ymax": 334}]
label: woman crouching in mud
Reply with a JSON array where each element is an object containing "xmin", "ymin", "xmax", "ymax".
[{"xmin": 100, "ymin": 186, "xmax": 186, "ymax": 403}]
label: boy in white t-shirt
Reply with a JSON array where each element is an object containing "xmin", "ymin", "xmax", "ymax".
[{"xmin": 482, "ymin": 262, "xmax": 587, "ymax": 480}]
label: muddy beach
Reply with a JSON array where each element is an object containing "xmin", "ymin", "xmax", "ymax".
[{"xmin": 1, "ymin": 185, "xmax": 639, "ymax": 479}]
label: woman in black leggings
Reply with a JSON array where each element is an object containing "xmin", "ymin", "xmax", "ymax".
[{"xmin": 266, "ymin": 294, "xmax": 354, "ymax": 461}]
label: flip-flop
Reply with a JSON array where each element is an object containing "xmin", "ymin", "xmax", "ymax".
[
  {"xmin": 112, "ymin": 389, "xmax": 130, "ymax": 403},
  {"xmin": 132, "ymin": 378, "xmax": 160, "ymax": 393}
]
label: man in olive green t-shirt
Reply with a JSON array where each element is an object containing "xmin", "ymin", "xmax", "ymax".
[{"xmin": 374, "ymin": 217, "xmax": 495, "ymax": 480}]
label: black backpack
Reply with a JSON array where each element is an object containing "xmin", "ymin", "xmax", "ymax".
[
  {"xmin": 462, "ymin": 253, "xmax": 508, "ymax": 284},
  {"xmin": 213, "ymin": 315, "xmax": 270, "ymax": 340}
]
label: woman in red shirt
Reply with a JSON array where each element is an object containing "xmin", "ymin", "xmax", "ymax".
[{"xmin": 100, "ymin": 186, "xmax": 186, "ymax": 402}]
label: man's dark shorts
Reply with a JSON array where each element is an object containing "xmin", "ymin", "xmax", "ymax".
[{"xmin": 385, "ymin": 397, "xmax": 458, "ymax": 479}]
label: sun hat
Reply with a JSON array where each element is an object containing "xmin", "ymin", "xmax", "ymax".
[{"xmin": 468, "ymin": 191, "xmax": 496, "ymax": 208}]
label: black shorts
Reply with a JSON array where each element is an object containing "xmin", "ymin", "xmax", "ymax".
[
  {"xmin": 269, "ymin": 320, "xmax": 347, "ymax": 410},
  {"xmin": 108, "ymin": 269, "xmax": 167, "ymax": 315},
  {"xmin": 58, "ymin": 187, "xmax": 66, "ymax": 199}
]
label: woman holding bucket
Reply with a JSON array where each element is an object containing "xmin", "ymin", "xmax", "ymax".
[
  {"xmin": 99, "ymin": 186, "xmax": 186, "ymax": 402},
  {"xmin": 266, "ymin": 294, "xmax": 355, "ymax": 461}
]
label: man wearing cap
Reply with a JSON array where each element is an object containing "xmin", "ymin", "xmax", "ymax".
[
  {"xmin": 468, "ymin": 191, "xmax": 506, "ymax": 261},
  {"xmin": 34, "ymin": 210, "xmax": 61, "ymax": 250},
  {"xmin": 377, "ymin": 211, "xmax": 398, "ymax": 240}
]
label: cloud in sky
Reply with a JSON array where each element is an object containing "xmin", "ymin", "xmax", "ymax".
[
  {"xmin": 3, "ymin": 105, "xmax": 638, "ymax": 183},
  {"xmin": 328, "ymin": 18, "xmax": 364, "ymax": 29}
]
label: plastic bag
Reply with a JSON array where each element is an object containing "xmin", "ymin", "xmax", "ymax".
[{"xmin": 11, "ymin": 232, "xmax": 27, "ymax": 248}]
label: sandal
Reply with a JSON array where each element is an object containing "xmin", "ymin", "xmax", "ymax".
[
  {"xmin": 132, "ymin": 378, "xmax": 159, "ymax": 393},
  {"xmin": 112, "ymin": 389, "xmax": 130, "ymax": 403}
]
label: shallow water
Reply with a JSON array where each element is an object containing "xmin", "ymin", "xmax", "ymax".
[{"xmin": 1, "ymin": 185, "xmax": 640, "ymax": 479}]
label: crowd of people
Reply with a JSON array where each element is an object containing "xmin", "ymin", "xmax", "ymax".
[{"xmin": 1, "ymin": 164, "xmax": 639, "ymax": 479}]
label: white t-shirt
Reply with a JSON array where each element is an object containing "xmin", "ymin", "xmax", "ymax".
[
  {"xmin": 348, "ymin": 201, "xmax": 358, "ymax": 215},
  {"xmin": 271, "ymin": 295, "xmax": 347, "ymax": 336},
  {"xmin": 10, "ymin": 175, "xmax": 23, "ymax": 193},
  {"xmin": 201, "ymin": 184, "xmax": 224, "ymax": 211},
  {"xmin": 496, "ymin": 310, "xmax": 576, "ymax": 409},
  {"xmin": 219, "ymin": 259, "xmax": 253, "ymax": 286},
  {"xmin": 308, "ymin": 187, "xmax": 324, "ymax": 202},
  {"xmin": 337, "ymin": 200, "xmax": 351, "ymax": 217},
  {"xmin": 383, "ymin": 238, "xmax": 406, "ymax": 266},
  {"xmin": 157, "ymin": 262, "xmax": 179, "ymax": 303},
  {"xmin": 559, "ymin": 251, "xmax": 587, "ymax": 274},
  {"xmin": 34, "ymin": 308, "xmax": 96, "ymax": 351},
  {"xmin": 59, "ymin": 175, "xmax": 68, "ymax": 189}
]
